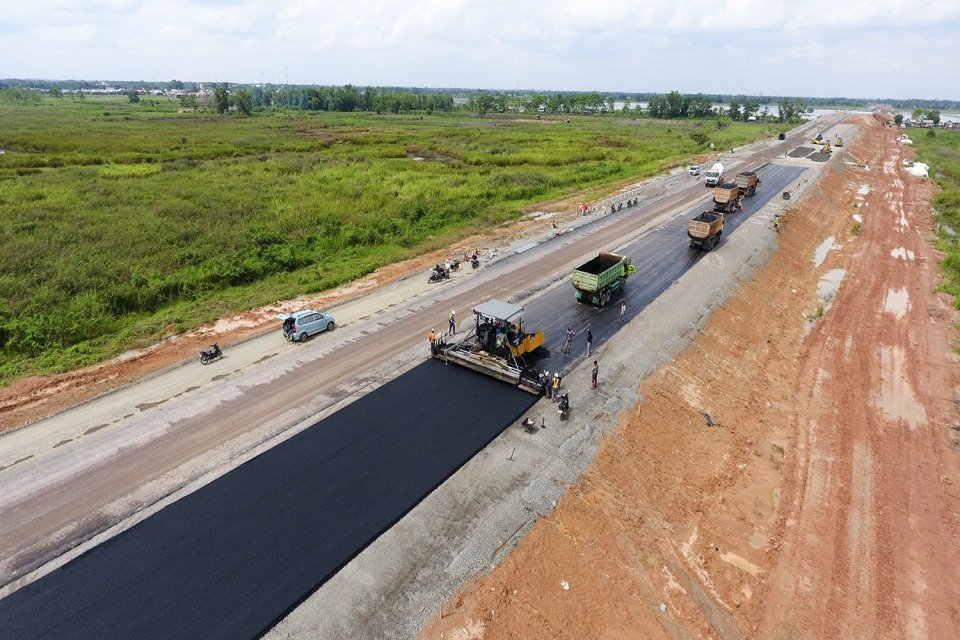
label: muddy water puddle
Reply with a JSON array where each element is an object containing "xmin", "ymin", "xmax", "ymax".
[
  {"xmin": 883, "ymin": 287, "xmax": 910, "ymax": 320},
  {"xmin": 814, "ymin": 236, "xmax": 836, "ymax": 266},
  {"xmin": 818, "ymin": 269, "xmax": 846, "ymax": 309}
]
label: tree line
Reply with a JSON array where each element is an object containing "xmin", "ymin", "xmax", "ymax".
[
  {"xmin": 205, "ymin": 84, "xmax": 456, "ymax": 115},
  {"xmin": 4, "ymin": 79, "xmax": 959, "ymax": 113}
]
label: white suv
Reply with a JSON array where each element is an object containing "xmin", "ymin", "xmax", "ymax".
[
  {"xmin": 688, "ymin": 165, "xmax": 700, "ymax": 176},
  {"xmin": 277, "ymin": 310, "xmax": 335, "ymax": 342}
]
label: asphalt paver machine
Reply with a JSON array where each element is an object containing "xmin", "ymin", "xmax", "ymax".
[{"xmin": 434, "ymin": 299, "xmax": 544, "ymax": 394}]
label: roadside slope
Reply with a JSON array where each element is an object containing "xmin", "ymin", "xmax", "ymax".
[{"xmin": 422, "ymin": 117, "xmax": 960, "ymax": 639}]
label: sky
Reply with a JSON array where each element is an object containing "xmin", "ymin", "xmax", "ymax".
[{"xmin": 1, "ymin": 0, "xmax": 958, "ymax": 100}]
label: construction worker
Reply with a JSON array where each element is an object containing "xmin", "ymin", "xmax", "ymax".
[
  {"xmin": 428, "ymin": 328, "xmax": 436, "ymax": 354},
  {"xmin": 561, "ymin": 326, "xmax": 574, "ymax": 354},
  {"xmin": 552, "ymin": 373, "xmax": 560, "ymax": 400},
  {"xmin": 545, "ymin": 370, "xmax": 552, "ymax": 399},
  {"xmin": 619, "ymin": 300, "xmax": 626, "ymax": 324},
  {"xmin": 592, "ymin": 361, "xmax": 599, "ymax": 390},
  {"xmin": 585, "ymin": 325, "xmax": 593, "ymax": 356},
  {"xmin": 449, "ymin": 311, "xmax": 456, "ymax": 334}
]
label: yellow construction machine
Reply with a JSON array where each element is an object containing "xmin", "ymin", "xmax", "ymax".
[{"xmin": 433, "ymin": 299, "xmax": 545, "ymax": 394}]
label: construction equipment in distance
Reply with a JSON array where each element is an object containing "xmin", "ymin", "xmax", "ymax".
[
  {"xmin": 712, "ymin": 182, "xmax": 741, "ymax": 213},
  {"xmin": 734, "ymin": 171, "xmax": 761, "ymax": 197},
  {"xmin": 835, "ymin": 136, "xmax": 844, "ymax": 147},
  {"xmin": 434, "ymin": 299, "xmax": 544, "ymax": 394},
  {"xmin": 704, "ymin": 162, "xmax": 725, "ymax": 187},
  {"xmin": 688, "ymin": 211, "xmax": 724, "ymax": 251},
  {"xmin": 573, "ymin": 252, "xmax": 636, "ymax": 307}
]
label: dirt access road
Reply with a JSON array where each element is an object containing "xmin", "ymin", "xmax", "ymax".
[{"xmin": 423, "ymin": 116, "xmax": 960, "ymax": 639}]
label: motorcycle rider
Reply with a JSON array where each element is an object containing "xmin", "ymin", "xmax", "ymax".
[{"xmin": 558, "ymin": 392, "xmax": 570, "ymax": 419}]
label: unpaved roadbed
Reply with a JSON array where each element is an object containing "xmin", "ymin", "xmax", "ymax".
[{"xmin": 421, "ymin": 116, "xmax": 960, "ymax": 639}]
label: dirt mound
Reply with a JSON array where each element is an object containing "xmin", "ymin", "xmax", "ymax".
[{"xmin": 422, "ymin": 121, "xmax": 960, "ymax": 638}]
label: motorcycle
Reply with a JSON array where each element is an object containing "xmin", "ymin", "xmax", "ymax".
[
  {"xmin": 782, "ymin": 191, "xmax": 792, "ymax": 200},
  {"xmin": 557, "ymin": 393, "xmax": 570, "ymax": 421},
  {"xmin": 428, "ymin": 266, "xmax": 450, "ymax": 283},
  {"xmin": 470, "ymin": 255, "xmax": 480, "ymax": 269},
  {"xmin": 199, "ymin": 342, "xmax": 223, "ymax": 365},
  {"xmin": 448, "ymin": 258, "xmax": 460, "ymax": 272}
]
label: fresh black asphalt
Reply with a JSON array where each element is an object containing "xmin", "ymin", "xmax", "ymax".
[
  {"xmin": 0, "ymin": 361, "xmax": 535, "ymax": 640},
  {"xmin": 0, "ymin": 163, "xmax": 804, "ymax": 639}
]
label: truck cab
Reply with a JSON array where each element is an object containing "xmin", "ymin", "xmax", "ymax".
[{"xmin": 704, "ymin": 162, "xmax": 724, "ymax": 187}]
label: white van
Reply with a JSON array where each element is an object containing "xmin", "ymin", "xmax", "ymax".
[{"xmin": 277, "ymin": 310, "xmax": 335, "ymax": 342}]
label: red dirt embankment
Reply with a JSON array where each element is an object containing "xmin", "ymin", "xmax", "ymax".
[{"xmin": 423, "ymin": 117, "xmax": 960, "ymax": 639}]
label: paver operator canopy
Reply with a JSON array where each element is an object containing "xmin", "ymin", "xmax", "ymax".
[{"xmin": 471, "ymin": 300, "xmax": 544, "ymax": 359}]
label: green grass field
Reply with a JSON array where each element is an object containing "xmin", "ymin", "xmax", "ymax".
[
  {"xmin": 0, "ymin": 96, "xmax": 786, "ymax": 382},
  {"xmin": 913, "ymin": 129, "xmax": 960, "ymax": 307}
]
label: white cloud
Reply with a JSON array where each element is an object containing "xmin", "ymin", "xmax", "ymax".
[{"xmin": 0, "ymin": 0, "xmax": 956, "ymax": 98}]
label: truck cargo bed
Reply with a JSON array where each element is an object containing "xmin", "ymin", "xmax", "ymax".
[
  {"xmin": 734, "ymin": 171, "xmax": 760, "ymax": 196},
  {"xmin": 575, "ymin": 253, "xmax": 622, "ymax": 275}
]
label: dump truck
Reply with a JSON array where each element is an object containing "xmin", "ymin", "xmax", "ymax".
[
  {"xmin": 734, "ymin": 171, "xmax": 760, "ymax": 197},
  {"xmin": 712, "ymin": 182, "xmax": 741, "ymax": 213},
  {"xmin": 573, "ymin": 252, "xmax": 636, "ymax": 307},
  {"xmin": 434, "ymin": 299, "xmax": 544, "ymax": 394},
  {"xmin": 688, "ymin": 211, "xmax": 724, "ymax": 251},
  {"xmin": 704, "ymin": 162, "xmax": 724, "ymax": 187}
]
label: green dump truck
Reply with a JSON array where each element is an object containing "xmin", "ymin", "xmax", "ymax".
[
  {"xmin": 573, "ymin": 252, "xmax": 636, "ymax": 307},
  {"xmin": 688, "ymin": 211, "xmax": 724, "ymax": 251}
]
